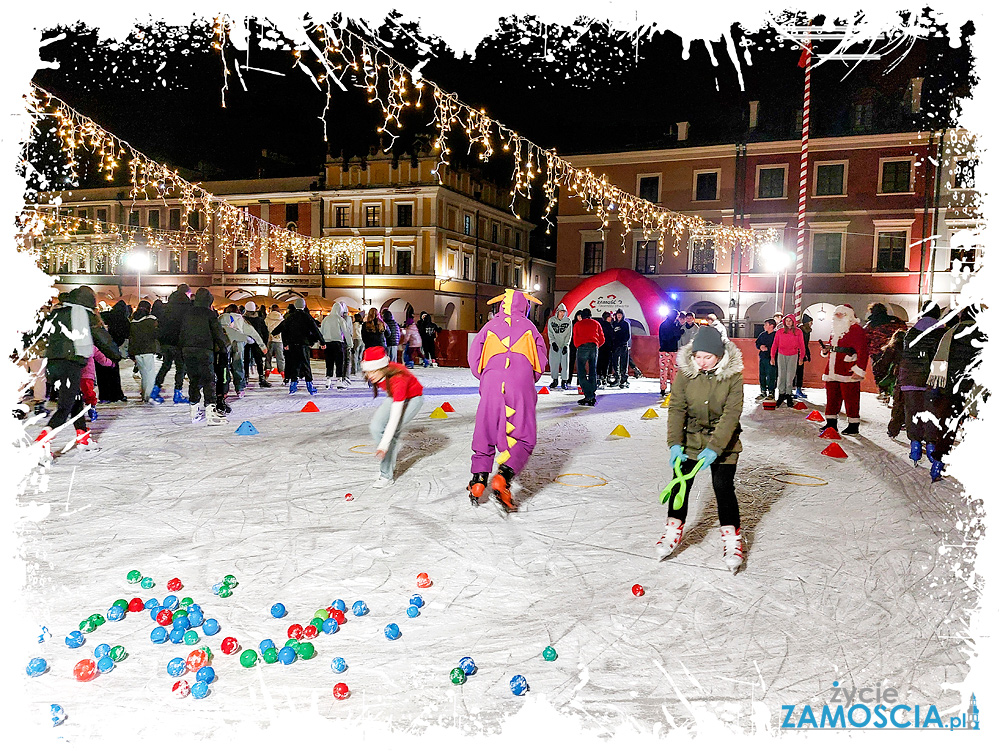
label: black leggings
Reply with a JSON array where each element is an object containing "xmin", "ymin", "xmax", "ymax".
[
  {"xmin": 664, "ymin": 458, "xmax": 740, "ymax": 528},
  {"xmin": 325, "ymin": 342, "xmax": 346, "ymax": 378}
]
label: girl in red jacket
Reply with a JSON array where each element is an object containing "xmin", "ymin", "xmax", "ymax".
[
  {"xmin": 362, "ymin": 346, "xmax": 425, "ymax": 488},
  {"xmin": 770, "ymin": 314, "xmax": 806, "ymax": 407}
]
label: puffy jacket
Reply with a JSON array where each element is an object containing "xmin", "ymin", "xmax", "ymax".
[
  {"xmin": 264, "ymin": 310, "xmax": 284, "ymax": 343},
  {"xmin": 179, "ymin": 289, "xmax": 228, "ymax": 352},
  {"xmin": 320, "ymin": 304, "xmax": 353, "ymax": 344},
  {"xmin": 157, "ymin": 289, "xmax": 193, "ymax": 346},
  {"xmin": 667, "ymin": 340, "xmax": 745, "ymax": 464},
  {"xmin": 361, "ymin": 320, "xmax": 386, "ymax": 348},
  {"xmin": 898, "ymin": 317, "xmax": 947, "ymax": 389},
  {"xmin": 128, "ymin": 315, "xmax": 159, "ymax": 356},
  {"xmin": 103, "ymin": 300, "xmax": 131, "ymax": 346},
  {"xmin": 771, "ymin": 315, "xmax": 807, "ymax": 359},
  {"xmin": 383, "ymin": 316, "xmax": 401, "ymax": 347},
  {"xmin": 658, "ymin": 318, "xmax": 683, "ymax": 353},
  {"xmin": 41, "ymin": 287, "xmax": 120, "ymax": 366},
  {"xmin": 610, "ymin": 315, "xmax": 631, "ymax": 349},
  {"xmin": 272, "ymin": 309, "xmax": 323, "ymax": 346}
]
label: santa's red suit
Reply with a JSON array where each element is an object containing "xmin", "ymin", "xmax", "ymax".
[{"xmin": 821, "ymin": 304, "xmax": 870, "ymax": 430}]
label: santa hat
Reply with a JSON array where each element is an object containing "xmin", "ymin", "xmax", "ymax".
[{"xmin": 361, "ymin": 346, "xmax": 390, "ymax": 371}]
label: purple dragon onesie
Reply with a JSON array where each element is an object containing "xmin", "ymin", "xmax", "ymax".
[{"xmin": 468, "ymin": 289, "xmax": 547, "ymax": 475}]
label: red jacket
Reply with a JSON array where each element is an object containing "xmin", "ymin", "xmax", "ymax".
[
  {"xmin": 822, "ymin": 323, "xmax": 870, "ymax": 382},
  {"xmin": 572, "ymin": 319, "xmax": 605, "ymax": 348}
]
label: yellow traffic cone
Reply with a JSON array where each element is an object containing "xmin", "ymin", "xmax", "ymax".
[
  {"xmin": 609, "ymin": 424, "xmax": 631, "ymax": 438},
  {"xmin": 429, "ymin": 406, "xmax": 448, "ymax": 418},
  {"xmin": 641, "ymin": 408, "xmax": 658, "ymax": 419}
]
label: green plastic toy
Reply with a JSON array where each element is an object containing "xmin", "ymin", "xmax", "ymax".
[{"xmin": 659, "ymin": 457, "xmax": 706, "ymax": 510}]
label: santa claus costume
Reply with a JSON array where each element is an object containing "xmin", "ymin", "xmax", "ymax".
[{"xmin": 820, "ymin": 304, "xmax": 870, "ymax": 435}]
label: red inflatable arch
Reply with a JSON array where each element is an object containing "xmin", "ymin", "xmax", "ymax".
[{"xmin": 559, "ymin": 268, "xmax": 669, "ymax": 335}]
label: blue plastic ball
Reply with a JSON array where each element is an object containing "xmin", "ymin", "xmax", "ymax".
[
  {"xmin": 187, "ymin": 610, "xmax": 204, "ymax": 628},
  {"xmin": 270, "ymin": 603, "xmax": 286, "ymax": 618},
  {"xmin": 406, "ymin": 606, "xmax": 420, "ymax": 618},
  {"xmin": 331, "ymin": 599, "xmax": 346, "ymax": 612},
  {"xmin": 330, "ymin": 657, "xmax": 348, "ymax": 673},
  {"xmin": 203, "ymin": 618, "xmax": 220, "ymax": 636},
  {"xmin": 352, "ymin": 600, "xmax": 369, "ymax": 617},
  {"xmin": 173, "ymin": 615, "xmax": 191, "ymax": 631},
  {"xmin": 322, "ymin": 618, "xmax": 338, "ymax": 635},
  {"xmin": 460, "ymin": 657, "xmax": 477, "ymax": 676},
  {"xmin": 167, "ymin": 657, "xmax": 187, "ymax": 677},
  {"xmin": 150, "ymin": 627, "xmax": 168, "ymax": 644},
  {"xmin": 196, "ymin": 666, "xmax": 215, "ymax": 684},
  {"xmin": 107, "ymin": 605, "xmax": 125, "ymax": 622},
  {"xmin": 26, "ymin": 657, "xmax": 47, "ymax": 677},
  {"xmin": 277, "ymin": 646, "xmax": 297, "ymax": 665},
  {"xmin": 51, "ymin": 704, "xmax": 66, "ymax": 727},
  {"xmin": 97, "ymin": 656, "xmax": 114, "ymax": 673},
  {"xmin": 211, "ymin": 582, "xmax": 223, "ymax": 595},
  {"xmin": 169, "ymin": 627, "xmax": 186, "ymax": 644},
  {"xmin": 150, "ymin": 606, "xmax": 164, "ymax": 622},
  {"xmin": 143, "ymin": 598, "xmax": 159, "ymax": 610},
  {"xmin": 384, "ymin": 623, "xmax": 401, "ymax": 641},
  {"xmin": 65, "ymin": 630, "xmax": 85, "ymax": 648},
  {"xmin": 94, "ymin": 643, "xmax": 111, "ymax": 660},
  {"xmin": 187, "ymin": 603, "xmax": 202, "ymax": 613},
  {"xmin": 409, "ymin": 594, "xmax": 424, "ymax": 608},
  {"xmin": 510, "ymin": 675, "xmax": 529, "ymax": 696},
  {"xmin": 259, "ymin": 639, "xmax": 276, "ymax": 653},
  {"xmin": 191, "ymin": 680, "xmax": 209, "ymax": 699},
  {"xmin": 162, "ymin": 595, "xmax": 179, "ymax": 610}
]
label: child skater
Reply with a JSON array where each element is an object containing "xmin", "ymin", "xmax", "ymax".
[
  {"xmin": 659, "ymin": 325, "xmax": 746, "ymax": 573},
  {"xmin": 361, "ymin": 346, "xmax": 425, "ymax": 489}
]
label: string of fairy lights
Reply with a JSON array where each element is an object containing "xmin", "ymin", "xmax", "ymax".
[
  {"xmin": 22, "ymin": 85, "xmax": 365, "ymax": 275},
  {"xmin": 229, "ymin": 18, "xmax": 774, "ymax": 259}
]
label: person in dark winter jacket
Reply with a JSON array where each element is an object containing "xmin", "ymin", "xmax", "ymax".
[
  {"xmin": 95, "ymin": 300, "xmax": 129, "ymax": 403},
  {"xmin": 271, "ymin": 299, "xmax": 324, "ymax": 394},
  {"xmin": 151, "ymin": 299, "xmax": 165, "ymax": 320},
  {"xmin": 658, "ymin": 311, "xmax": 683, "ymax": 397},
  {"xmin": 361, "ymin": 308, "xmax": 387, "ymax": 350},
  {"xmin": 597, "ymin": 311, "xmax": 614, "ymax": 386},
  {"xmin": 897, "ymin": 302, "xmax": 948, "ymax": 465},
  {"xmin": 865, "ymin": 302, "xmax": 908, "ymax": 401},
  {"xmin": 129, "ymin": 300, "xmax": 159, "ymax": 402},
  {"xmin": 179, "ymin": 288, "xmax": 229, "ymax": 424},
  {"xmin": 884, "ymin": 327, "xmax": 908, "ymax": 439},
  {"xmin": 241, "ymin": 301, "xmax": 271, "ymax": 388},
  {"xmin": 383, "ymin": 310, "xmax": 402, "ymax": 363},
  {"xmin": 34, "ymin": 285, "xmax": 120, "ymax": 448},
  {"xmin": 152, "ymin": 284, "xmax": 193, "ymax": 404},
  {"xmin": 754, "ymin": 320, "xmax": 777, "ymax": 401},
  {"xmin": 418, "ymin": 311, "xmax": 440, "ymax": 366},
  {"xmin": 792, "ymin": 313, "xmax": 813, "ymax": 399},
  {"xmin": 609, "ymin": 309, "xmax": 632, "ymax": 387}
]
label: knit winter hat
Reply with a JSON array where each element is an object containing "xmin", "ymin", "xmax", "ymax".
[
  {"xmin": 921, "ymin": 301, "xmax": 941, "ymax": 320},
  {"xmin": 244, "ymin": 301, "xmax": 257, "ymax": 312},
  {"xmin": 292, "ymin": 298, "xmax": 306, "ymax": 310},
  {"xmin": 361, "ymin": 346, "xmax": 390, "ymax": 371},
  {"xmin": 690, "ymin": 325, "xmax": 725, "ymax": 358}
]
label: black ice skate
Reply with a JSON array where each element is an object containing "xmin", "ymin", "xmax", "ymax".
[
  {"xmin": 491, "ymin": 464, "xmax": 518, "ymax": 513},
  {"xmin": 468, "ymin": 472, "xmax": 489, "ymax": 506}
]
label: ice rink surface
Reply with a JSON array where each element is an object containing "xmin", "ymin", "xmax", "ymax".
[{"xmin": 15, "ymin": 364, "xmax": 980, "ymax": 739}]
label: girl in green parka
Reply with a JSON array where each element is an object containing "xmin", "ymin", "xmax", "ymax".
[{"xmin": 658, "ymin": 325, "xmax": 746, "ymax": 573}]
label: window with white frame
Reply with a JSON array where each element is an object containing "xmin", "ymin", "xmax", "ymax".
[
  {"xmin": 811, "ymin": 233, "xmax": 843, "ymax": 273},
  {"xmin": 396, "ymin": 248, "xmax": 412, "ymax": 275},
  {"xmin": 879, "ymin": 159, "xmax": 912, "ymax": 193},
  {"xmin": 364, "ymin": 206, "xmax": 380, "ymax": 227},
  {"xmin": 148, "ymin": 209, "xmax": 160, "ymax": 230},
  {"xmin": 756, "ymin": 166, "xmax": 786, "ymax": 199},
  {"xmin": 335, "ymin": 206, "xmax": 350, "ymax": 228},
  {"xmin": 876, "ymin": 231, "xmax": 908, "ymax": 271},
  {"xmin": 513, "ymin": 266, "xmax": 522, "ymax": 288},
  {"xmin": 396, "ymin": 203, "xmax": 413, "ymax": 227},
  {"xmin": 583, "ymin": 241, "xmax": 604, "ymax": 275},
  {"xmin": 638, "ymin": 174, "xmax": 660, "ymax": 204},
  {"xmin": 168, "ymin": 208, "xmax": 181, "ymax": 231},
  {"xmin": 635, "ymin": 240, "xmax": 657, "ymax": 274},
  {"xmin": 693, "ymin": 170, "xmax": 720, "ymax": 201},
  {"xmin": 690, "ymin": 235, "xmax": 716, "ymax": 273},
  {"xmin": 814, "ymin": 162, "xmax": 847, "ymax": 196},
  {"xmin": 366, "ymin": 249, "xmax": 381, "ymax": 274}
]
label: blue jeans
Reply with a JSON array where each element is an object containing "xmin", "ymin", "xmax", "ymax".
[
  {"xmin": 576, "ymin": 343, "xmax": 598, "ymax": 400},
  {"xmin": 369, "ymin": 395, "xmax": 424, "ymax": 479},
  {"xmin": 758, "ymin": 358, "xmax": 776, "ymax": 394}
]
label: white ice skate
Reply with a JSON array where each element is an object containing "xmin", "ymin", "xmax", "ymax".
[
  {"xmin": 206, "ymin": 406, "xmax": 229, "ymax": 426},
  {"xmin": 326, "ymin": 377, "xmax": 333, "ymax": 390},
  {"xmin": 655, "ymin": 517, "xmax": 684, "ymax": 560},
  {"xmin": 190, "ymin": 403, "xmax": 206, "ymax": 424},
  {"xmin": 720, "ymin": 525, "xmax": 744, "ymax": 574},
  {"xmin": 337, "ymin": 378, "xmax": 348, "ymax": 390},
  {"xmin": 371, "ymin": 476, "xmax": 395, "ymax": 489}
]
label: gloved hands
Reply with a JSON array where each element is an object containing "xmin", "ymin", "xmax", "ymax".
[
  {"xmin": 552, "ymin": 342, "xmax": 559, "ymax": 352},
  {"xmin": 562, "ymin": 346, "xmax": 567, "ymax": 354},
  {"xmin": 697, "ymin": 448, "xmax": 719, "ymax": 467},
  {"xmin": 669, "ymin": 444, "xmax": 685, "ymax": 465}
]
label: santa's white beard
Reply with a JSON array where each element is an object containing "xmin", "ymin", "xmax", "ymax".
[{"xmin": 830, "ymin": 316, "xmax": 852, "ymax": 338}]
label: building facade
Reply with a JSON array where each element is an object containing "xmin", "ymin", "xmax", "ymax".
[{"xmin": 556, "ymin": 129, "xmax": 978, "ymax": 339}]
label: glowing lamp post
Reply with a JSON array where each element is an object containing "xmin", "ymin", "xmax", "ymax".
[
  {"xmin": 761, "ymin": 243, "xmax": 792, "ymax": 317},
  {"xmin": 126, "ymin": 250, "xmax": 150, "ymax": 303}
]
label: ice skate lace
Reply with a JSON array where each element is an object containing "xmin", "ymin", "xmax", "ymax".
[{"xmin": 721, "ymin": 528, "xmax": 743, "ymax": 561}]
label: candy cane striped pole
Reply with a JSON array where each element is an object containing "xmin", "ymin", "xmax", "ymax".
[{"xmin": 793, "ymin": 39, "xmax": 812, "ymax": 317}]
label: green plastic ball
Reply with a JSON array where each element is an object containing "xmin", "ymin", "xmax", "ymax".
[
  {"xmin": 110, "ymin": 645, "xmax": 128, "ymax": 662},
  {"xmin": 297, "ymin": 642, "xmax": 315, "ymax": 660},
  {"xmin": 262, "ymin": 647, "xmax": 278, "ymax": 664},
  {"xmin": 222, "ymin": 574, "xmax": 238, "ymax": 588},
  {"xmin": 542, "ymin": 646, "xmax": 558, "ymax": 662},
  {"xmin": 183, "ymin": 630, "xmax": 200, "ymax": 645},
  {"xmin": 112, "ymin": 599, "xmax": 129, "ymax": 611},
  {"xmin": 450, "ymin": 668, "xmax": 467, "ymax": 685},
  {"xmin": 199, "ymin": 646, "xmax": 213, "ymax": 661},
  {"xmin": 180, "ymin": 597, "xmax": 193, "ymax": 607},
  {"xmin": 285, "ymin": 638, "xmax": 299, "ymax": 648},
  {"xmin": 309, "ymin": 617, "xmax": 324, "ymax": 630},
  {"xmin": 140, "ymin": 577, "xmax": 155, "ymax": 589},
  {"xmin": 218, "ymin": 585, "xmax": 232, "ymax": 599},
  {"xmin": 89, "ymin": 614, "xmax": 105, "ymax": 628},
  {"xmin": 313, "ymin": 609, "xmax": 329, "ymax": 621},
  {"xmin": 126, "ymin": 570, "xmax": 142, "ymax": 583},
  {"xmin": 174, "ymin": 609, "xmax": 187, "ymax": 619},
  {"xmin": 239, "ymin": 649, "xmax": 258, "ymax": 668},
  {"xmin": 79, "ymin": 619, "xmax": 96, "ymax": 633}
]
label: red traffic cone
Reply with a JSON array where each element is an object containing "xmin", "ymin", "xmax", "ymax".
[
  {"xmin": 300, "ymin": 401, "xmax": 320, "ymax": 413},
  {"xmin": 820, "ymin": 426, "xmax": 842, "ymax": 440},
  {"xmin": 270, "ymin": 368, "xmax": 280, "ymax": 375},
  {"xmin": 806, "ymin": 410, "xmax": 825, "ymax": 422},
  {"xmin": 441, "ymin": 402, "xmax": 455, "ymax": 412},
  {"xmin": 821, "ymin": 442, "xmax": 848, "ymax": 459},
  {"xmin": 538, "ymin": 386, "xmax": 550, "ymax": 394},
  {"xmin": 793, "ymin": 401, "xmax": 807, "ymax": 410}
]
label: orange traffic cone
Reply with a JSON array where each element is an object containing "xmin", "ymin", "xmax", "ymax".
[
  {"xmin": 806, "ymin": 410, "xmax": 825, "ymax": 422},
  {"xmin": 300, "ymin": 401, "xmax": 320, "ymax": 413},
  {"xmin": 441, "ymin": 402, "xmax": 455, "ymax": 412},
  {"xmin": 821, "ymin": 442, "xmax": 848, "ymax": 459},
  {"xmin": 538, "ymin": 386, "xmax": 550, "ymax": 394},
  {"xmin": 820, "ymin": 426, "xmax": 842, "ymax": 440}
]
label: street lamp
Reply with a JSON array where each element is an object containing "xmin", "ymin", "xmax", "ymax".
[
  {"xmin": 126, "ymin": 249, "xmax": 150, "ymax": 303},
  {"xmin": 728, "ymin": 297, "xmax": 738, "ymax": 337},
  {"xmin": 761, "ymin": 243, "xmax": 791, "ymax": 316}
]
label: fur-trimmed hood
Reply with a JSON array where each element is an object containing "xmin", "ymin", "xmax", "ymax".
[{"xmin": 676, "ymin": 339, "xmax": 744, "ymax": 380}]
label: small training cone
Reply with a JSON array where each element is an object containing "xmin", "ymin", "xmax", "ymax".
[
  {"xmin": 270, "ymin": 368, "xmax": 280, "ymax": 375},
  {"xmin": 538, "ymin": 386, "xmax": 550, "ymax": 395},
  {"xmin": 234, "ymin": 421, "xmax": 258, "ymax": 436},
  {"xmin": 609, "ymin": 425, "xmax": 631, "ymax": 438},
  {"xmin": 660, "ymin": 395, "xmax": 670, "ymax": 407},
  {"xmin": 806, "ymin": 410, "xmax": 825, "ymax": 422},
  {"xmin": 641, "ymin": 408, "xmax": 658, "ymax": 419},
  {"xmin": 820, "ymin": 427, "xmax": 842, "ymax": 440},
  {"xmin": 793, "ymin": 401, "xmax": 807, "ymax": 410},
  {"xmin": 300, "ymin": 401, "xmax": 320, "ymax": 413},
  {"xmin": 821, "ymin": 442, "xmax": 848, "ymax": 459},
  {"xmin": 429, "ymin": 406, "xmax": 448, "ymax": 419},
  {"xmin": 441, "ymin": 402, "xmax": 455, "ymax": 412}
]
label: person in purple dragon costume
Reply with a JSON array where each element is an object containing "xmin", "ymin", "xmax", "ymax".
[{"xmin": 467, "ymin": 288, "xmax": 547, "ymax": 512}]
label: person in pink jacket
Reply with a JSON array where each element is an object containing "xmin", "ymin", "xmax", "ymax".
[{"xmin": 770, "ymin": 313, "xmax": 806, "ymax": 407}]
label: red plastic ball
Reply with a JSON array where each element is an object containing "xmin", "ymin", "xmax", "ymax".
[
  {"xmin": 156, "ymin": 609, "xmax": 174, "ymax": 626},
  {"xmin": 416, "ymin": 573, "xmax": 431, "ymax": 588},
  {"xmin": 186, "ymin": 650, "xmax": 208, "ymax": 671},
  {"xmin": 333, "ymin": 682, "xmax": 350, "ymax": 700},
  {"xmin": 345, "ymin": 493, "xmax": 354, "ymax": 502},
  {"xmin": 303, "ymin": 625, "xmax": 318, "ymax": 638},
  {"xmin": 287, "ymin": 624, "xmax": 304, "ymax": 640},
  {"xmin": 172, "ymin": 680, "xmax": 190, "ymax": 698},
  {"xmin": 220, "ymin": 637, "xmax": 240, "ymax": 655},
  {"xmin": 128, "ymin": 597, "xmax": 145, "ymax": 612},
  {"xmin": 631, "ymin": 584, "xmax": 645, "ymax": 597},
  {"xmin": 167, "ymin": 578, "xmax": 183, "ymax": 592},
  {"xmin": 73, "ymin": 658, "xmax": 98, "ymax": 682},
  {"xmin": 329, "ymin": 609, "xmax": 346, "ymax": 625}
]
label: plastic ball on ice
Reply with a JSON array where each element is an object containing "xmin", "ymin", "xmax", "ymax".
[
  {"xmin": 416, "ymin": 572, "xmax": 432, "ymax": 588},
  {"xmin": 94, "ymin": 643, "xmax": 111, "ymax": 660},
  {"xmin": 221, "ymin": 636, "xmax": 240, "ymax": 655},
  {"xmin": 107, "ymin": 605, "xmax": 125, "ymax": 622},
  {"xmin": 172, "ymin": 680, "xmax": 190, "ymax": 698},
  {"xmin": 406, "ymin": 606, "xmax": 420, "ymax": 618},
  {"xmin": 173, "ymin": 615, "xmax": 191, "ymax": 631},
  {"xmin": 277, "ymin": 647, "xmax": 296, "ymax": 665},
  {"xmin": 149, "ymin": 606, "xmax": 164, "ymax": 622},
  {"xmin": 150, "ymin": 627, "xmax": 168, "ymax": 644},
  {"xmin": 287, "ymin": 624, "xmax": 304, "ymax": 640},
  {"xmin": 509, "ymin": 675, "xmax": 529, "ymax": 696},
  {"xmin": 144, "ymin": 598, "xmax": 159, "ymax": 610},
  {"xmin": 296, "ymin": 642, "xmax": 316, "ymax": 660},
  {"xmin": 203, "ymin": 619, "xmax": 221, "ymax": 636},
  {"xmin": 26, "ymin": 657, "xmax": 47, "ymax": 677},
  {"xmin": 542, "ymin": 646, "xmax": 558, "ymax": 662},
  {"xmin": 384, "ymin": 623, "xmax": 401, "ymax": 641},
  {"xmin": 239, "ymin": 650, "xmax": 258, "ymax": 668},
  {"xmin": 73, "ymin": 658, "xmax": 98, "ymax": 682},
  {"xmin": 223, "ymin": 574, "xmax": 238, "ymax": 588},
  {"xmin": 37, "ymin": 626, "xmax": 50, "ymax": 643},
  {"xmin": 285, "ymin": 638, "xmax": 299, "ymax": 648},
  {"xmin": 66, "ymin": 630, "xmax": 85, "ymax": 648},
  {"xmin": 167, "ymin": 657, "xmax": 187, "ymax": 677},
  {"xmin": 330, "ymin": 657, "xmax": 347, "ymax": 673},
  {"xmin": 322, "ymin": 618, "xmax": 338, "ymax": 635},
  {"xmin": 97, "ymin": 656, "xmax": 114, "ymax": 674},
  {"xmin": 110, "ymin": 645, "xmax": 127, "ymax": 662},
  {"xmin": 332, "ymin": 682, "xmax": 350, "ymax": 700},
  {"xmin": 191, "ymin": 680, "xmax": 209, "ymax": 699},
  {"xmin": 631, "ymin": 584, "xmax": 644, "ymax": 597},
  {"xmin": 163, "ymin": 595, "xmax": 179, "ymax": 610},
  {"xmin": 156, "ymin": 609, "xmax": 174, "ymax": 626},
  {"xmin": 126, "ymin": 569, "xmax": 142, "ymax": 584},
  {"xmin": 168, "ymin": 627, "xmax": 186, "ymax": 644},
  {"xmin": 140, "ymin": 577, "xmax": 155, "ymax": 589},
  {"xmin": 459, "ymin": 657, "xmax": 477, "ymax": 676},
  {"xmin": 51, "ymin": 704, "xmax": 66, "ymax": 727},
  {"xmin": 196, "ymin": 666, "xmax": 215, "ymax": 684},
  {"xmin": 259, "ymin": 638, "xmax": 275, "ymax": 653},
  {"xmin": 409, "ymin": 595, "xmax": 424, "ymax": 608},
  {"xmin": 211, "ymin": 582, "xmax": 223, "ymax": 595},
  {"xmin": 180, "ymin": 597, "xmax": 194, "ymax": 608},
  {"xmin": 79, "ymin": 618, "xmax": 97, "ymax": 634},
  {"xmin": 185, "ymin": 651, "xmax": 207, "ymax": 672},
  {"xmin": 218, "ymin": 586, "xmax": 233, "ymax": 599},
  {"xmin": 450, "ymin": 668, "xmax": 466, "ymax": 685},
  {"xmin": 187, "ymin": 610, "xmax": 204, "ymax": 628},
  {"xmin": 352, "ymin": 600, "xmax": 369, "ymax": 617},
  {"xmin": 127, "ymin": 597, "xmax": 144, "ymax": 612},
  {"xmin": 303, "ymin": 625, "xmax": 318, "ymax": 639},
  {"xmin": 345, "ymin": 493, "xmax": 354, "ymax": 502},
  {"xmin": 313, "ymin": 609, "xmax": 329, "ymax": 622},
  {"xmin": 270, "ymin": 603, "xmax": 286, "ymax": 618},
  {"xmin": 112, "ymin": 598, "xmax": 129, "ymax": 610},
  {"xmin": 329, "ymin": 610, "xmax": 346, "ymax": 625},
  {"xmin": 330, "ymin": 599, "xmax": 346, "ymax": 612},
  {"xmin": 262, "ymin": 647, "xmax": 278, "ymax": 664},
  {"xmin": 167, "ymin": 578, "xmax": 183, "ymax": 592}
]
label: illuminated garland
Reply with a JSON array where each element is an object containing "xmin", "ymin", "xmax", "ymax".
[{"xmin": 25, "ymin": 85, "xmax": 366, "ymax": 274}]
